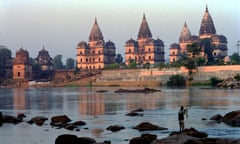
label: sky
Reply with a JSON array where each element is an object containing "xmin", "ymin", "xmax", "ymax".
[{"xmin": 1, "ymin": 0, "xmax": 240, "ymax": 63}]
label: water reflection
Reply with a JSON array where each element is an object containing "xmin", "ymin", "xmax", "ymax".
[
  {"xmin": 0, "ymin": 87, "xmax": 239, "ymax": 115},
  {"xmin": 13, "ymin": 88, "xmax": 26, "ymax": 110},
  {"xmin": 78, "ymin": 88, "xmax": 105, "ymax": 115}
]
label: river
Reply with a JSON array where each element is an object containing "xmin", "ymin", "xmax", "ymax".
[{"xmin": 0, "ymin": 87, "xmax": 240, "ymax": 144}]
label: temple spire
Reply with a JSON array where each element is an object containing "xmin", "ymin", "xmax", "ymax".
[
  {"xmin": 199, "ymin": 5, "xmax": 216, "ymax": 36},
  {"xmin": 179, "ymin": 21, "xmax": 191, "ymax": 42},
  {"xmin": 137, "ymin": 13, "xmax": 152, "ymax": 39},
  {"xmin": 205, "ymin": 4, "xmax": 208, "ymax": 13},
  {"xmin": 89, "ymin": 17, "xmax": 104, "ymax": 41}
]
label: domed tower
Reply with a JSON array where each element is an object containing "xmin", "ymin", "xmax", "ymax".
[
  {"xmin": 125, "ymin": 38, "xmax": 138, "ymax": 65},
  {"xmin": 199, "ymin": 5, "xmax": 216, "ymax": 39},
  {"xmin": 125, "ymin": 14, "xmax": 165, "ymax": 65},
  {"xmin": 13, "ymin": 48, "xmax": 32, "ymax": 86},
  {"xmin": 179, "ymin": 22, "xmax": 192, "ymax": 54},
  {"xmin": 36, "ymin": 46, "xmax": 53, "ymax": 71},
  {"xmin": 76, "ymin": 18, "xmax": 116, "ymax": 70},
  {"xmin": 211, "ymin": 35, "xmax": 228, "ymax": 59},
  {"xmin": 169, "ymin": 43, "xmax": 181, "ymax": 63}
]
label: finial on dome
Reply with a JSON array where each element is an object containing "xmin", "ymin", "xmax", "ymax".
[
  {"xmin": 94, "ymin": 17, "xmax": 97, "ymax": 25},
  {"xmin": 205, "ymin": 4, "xmax": 208, "ymax": 12},
  {"xmin": 143, "ymin": 13, "xmax": 146, "ymax": 20}
]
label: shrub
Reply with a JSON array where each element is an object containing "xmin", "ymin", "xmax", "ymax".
[
  {"xmin": 209, "ymin": 77, "xmax": 223, "ymax": 86},
  {"xmin": 166, "ymin": 74, "xmax": 186, "ymax": 86},
  {"xmin": 234, "ymin": 73, "xmax": 240, "ymax": 81}
]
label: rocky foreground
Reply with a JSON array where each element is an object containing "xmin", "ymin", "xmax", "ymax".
[{"xmin": 1, "ymin": 110, "xmax": 240, "ymax": 144}]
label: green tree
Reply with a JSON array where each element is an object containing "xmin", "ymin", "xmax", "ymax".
[
  {"xmin": 209, "ymin": 77, "xmax": 223, "ymax": 86},
  {"xmin": 115, "ymin": 54, "xmax": 123, "ymax": 64},
  {"xmin": 129, "ymin": 60, "xmax": 137, "ymax": 69},
  {"xmin": 166, "ymin": 74, "xmax": 186, "ymax": 86},
  {"xmin": 187, "ymin": 43, "xmax": 201, "ymax": 58},
  {"xmin": 0, "ymin": 45, "xmax": 12, "ymax": 77},
  {"xmin": 234, "ymin": 73, "xmax": 240, "ymax": 81},
  {"xmin": 66, "ymin": 58, "xmax": 75, "ymax": 69},
  {"xmin": 230, "ymin": 53, "xmax": 240, "ymax": 64},
  {"xmin": 200, "ymin": 38, "xmax": 214, "ymax": 63},
  {"xmin": 53, "ymin": 55, "xmax": 64, "ymax": 69}
]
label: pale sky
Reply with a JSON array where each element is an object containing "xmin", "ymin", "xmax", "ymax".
[{"xmin": 1, "ymin": 0, "xmax": 240, "ymax": 62}]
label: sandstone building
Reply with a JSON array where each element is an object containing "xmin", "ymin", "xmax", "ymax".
[
  {"xmin": 125, "ymin": 14, "xmax": 165, "ymax": 66},
  {"xmin": 170, "ymin": 6, "xmax": 228, "ymax": 63},
  {"xmin": 76, "ymin": 18, "xmax": 116, "ymax": 70},
  {"xmin": 35, "ymin": 46, "xmax": 53, "ymax": 71},
  {"xmin": 13, "ymin": 48, "xmax": 32, "ymax": 86}
]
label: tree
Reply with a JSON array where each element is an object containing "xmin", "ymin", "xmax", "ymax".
[
  {"xmin": 200, "ymin": 38, "xmax": 214, "ymax": 63},
  {"xmin": 0, "ymin": 45, "xmax": 12, "ymax": 77},
  {"xmin": 115, "ymin": 54, "xmax": 123, "ymax": 64},
  {"xmin": 66, "ymin": 58, "xmax": 75, "ymax": 69},
  {"xmin": 53, "ymin": 55, "xmax": 64, "ymax": 69},
  {"xmin": 230, "ymin": 53, "xmax": 240, "ymax": 64},
  {"xmin": 166, "ymin": 74, "xmax": 186, "ymax": 86},
  {"xmin": 187, "ymin": 43, "xmax": 201, "ymax": 58}
]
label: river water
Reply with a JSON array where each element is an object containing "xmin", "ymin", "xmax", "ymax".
[{"xmin": 0, "ymin": 87, "xmax": 240, "ymax": 144}]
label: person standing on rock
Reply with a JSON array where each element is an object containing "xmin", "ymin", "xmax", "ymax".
[{"xmin": 178, "ymin": 106, "xmax": 185, "ymax": 132}]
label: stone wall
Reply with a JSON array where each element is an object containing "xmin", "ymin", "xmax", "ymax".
[{"xmin": 94, "ymin": 65, "xmax": 240, "ymax": 86}]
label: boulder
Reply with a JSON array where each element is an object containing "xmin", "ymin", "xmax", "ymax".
[
  {"xmin": 28, "ymin": 116, "xmax": 48, "ymax": 126},
  {"xmin": 2, "ymin": 113, "xmax": 26, "ymax": 124},
  {"xmin": 170, "ymin": 128, "xmax": 208, "ymax": 138},
  {"xmin": 64, "ymin": 124, "xmax": 76, "ymax": 131},
  {"xmin": 152, "ymin": 133, "xmax": 198, "ymax": 144},
  {"xmin": 77, "ymin": 137, "xmax": 96, "ymax": 144},
  {"xmin": 185, "ymin": 138, "xmax": 240, "ymax": 144},
  {"xmin": 126, "ymin": 112, "xmax": 143, "ymax": 116},
  {"xmin": 222, "ymin": 110, "xmax": 240, "ymax": 127},
  {"xmin": 51, "ymin": 115, "xmax": 71, "ymax": 126},
  {"xmin": 72, "ymin": 120, "xmax": 86, "ymax": 126},
  {"xmin": 133, "ymin": 122, "xmax": 168, "ymax": 131},
  {"xmin": 210, "ymin": 114, "xmax": 223, "ymax": 122},
  {"xmin": 129, "ymin": 137, "xmax": 150, "ymax": 144},
  {"xmin": 55, "ymin": 134, "xmax": 78, "ymax": 144},
  {"xmin": 106, "ymin": 125, "xmax": 125, "ymax": 132},
  {"xmin": 0, "ymin": 112, "xmax": 2, "ymax": 126},
  {"xmin": 131, "ymin": 108, "xmax": 144, "ymax": 113}
]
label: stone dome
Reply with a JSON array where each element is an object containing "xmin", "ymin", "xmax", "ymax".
[
  {"xmin": 89, "ymin": 18, "xmax": 104, "ymax": 41},
  {"xmin": 77, "ymin": 41, "xmax": 88, "ymax": 48},
  {"xmin": 154, "ymin": 38, "xmax": 164, "ymax": 46},
  {"xmin": 14, "ymin": 48, "xmax": 30, "ymax": 64},
  {"xmin": 211, "ymin": 35, "xmax": 227, "ymax": 43},
  {"xmin": 170, "ymin": 43, "xmax": 180, "ymax": 49},
  {"xmin": 137, "ymin": 14, "xmax": 152, "ymax": 39},
  {"xmin": 199, "ymin": 5, "xmax": 216, "ymax": 36},
  {"xmin": 179, "ymin": 22, "xmax": 191, "ymax": 42},
  {"xmin": 105, "ymin": 40, "xmax": 115, "ymax": 47},
  {"xmin": 126, "ymin": 38, "xmax": 137, "ymax": 47}
]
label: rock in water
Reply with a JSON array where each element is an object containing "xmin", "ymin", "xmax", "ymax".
[
  {"xmin": 222, "ymin": 110, "xmax": 240, "ymax": 127},
  {"xmin": 77, "ymin": 137, "xmax": 96, "ymax": 144},
  {"xmin": 0, "ymin": 112, "xmax": 2, "ymax": 126},
  {"xmin": 28, "ymin": 116, "xmax": 48, "ymax": 126},
  {"xmin": 55, "ymin": 134, "xmax": 78, "ymax": 144},
  {"xmin": 210, "ymin": 114, "xmax": 223, "ymax": 123},
  {"xmin": 51, "ymin": 115, "xmax": 71, "ymax": 126},
  {"xmin": 133, "ymin": 122, "xmax": 168, "ymax": 131},
  {"xmin": 106, "ymin": 125, "xmax": 125, "ymax": 132}
]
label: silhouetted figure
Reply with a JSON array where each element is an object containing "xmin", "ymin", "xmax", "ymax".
[{"xmin": 178, "ymin": 106, "xmax": 185, "ymax": 132}]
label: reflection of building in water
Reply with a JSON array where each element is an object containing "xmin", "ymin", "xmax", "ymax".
[
  {"xmin": 13, "ymin": 88, "xmax": 26, "ymax": 110},
  {"xmin": 126, "ymin": 94, "xmax": 158, "ymax": 110},
  {"xmin": 78, "ymin": 90, "xmax": 105, "ymax": 115}
]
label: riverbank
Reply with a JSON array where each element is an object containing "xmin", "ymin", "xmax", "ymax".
[{"xmin": 1, "ymin": 65, "xmax": 240, "ymax": 88}]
